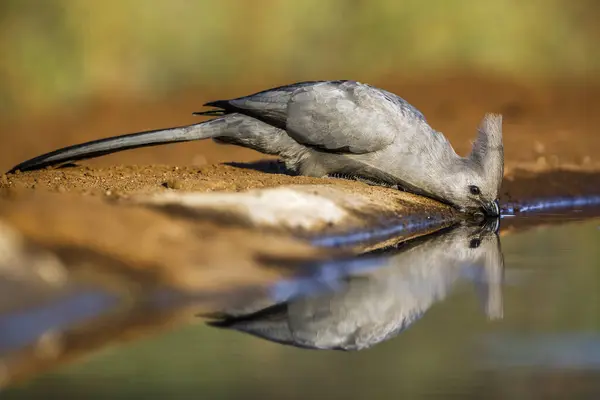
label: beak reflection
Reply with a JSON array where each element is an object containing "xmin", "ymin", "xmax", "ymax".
[{"xmin": 483, "ymin": 199, "xmax": 500, "ymax": 217}]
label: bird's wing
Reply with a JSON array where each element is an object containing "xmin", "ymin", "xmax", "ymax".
[
  {"xmin": 197, "ymin": 81, "xmax": 331, "ymax": 129},
  {"xmin": 199, "ymin": 80, "xmax": 426, "ymax": 154},
  {"xmin": 285, "ymin": 81, "xmax": 414, "ymax": 153}
]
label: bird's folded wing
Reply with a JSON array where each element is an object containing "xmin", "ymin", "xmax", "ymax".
[{"xmin": 285, "ymin": 81, "xmax": 398, "ymax": 154}]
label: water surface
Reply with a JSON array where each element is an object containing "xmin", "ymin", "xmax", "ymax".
[{"xmin": 3, "ymin": 214, "xmax": 600, "ymax": 399}]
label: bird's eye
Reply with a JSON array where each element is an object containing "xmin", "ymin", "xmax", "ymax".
[
  {"xmin": 469, "ymin": 185, "xmax": 481, "ymax": 196},
  {"xmin": 469, "ymin": 238, "xmax": 481, "ymax": 248}
]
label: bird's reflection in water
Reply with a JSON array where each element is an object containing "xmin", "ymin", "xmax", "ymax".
[{"xmin": 204, "ymin": 219, "xmax": 504, "ymax": 351}]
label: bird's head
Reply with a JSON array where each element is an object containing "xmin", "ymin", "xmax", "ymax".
[{"xmin": 441, "ymin": 114, "xmax": 504, "ymax": 216}]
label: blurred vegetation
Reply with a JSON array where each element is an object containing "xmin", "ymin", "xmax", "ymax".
[{"xmin": 0, "ymin": 0, "xmax": 597, "ymax": 116}]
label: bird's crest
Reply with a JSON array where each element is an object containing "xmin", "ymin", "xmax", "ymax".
[{"xmin": 469, "ymin": 113, "xmax": 504, "ymax": 192}]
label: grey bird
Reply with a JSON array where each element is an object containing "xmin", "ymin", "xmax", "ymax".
[
  {"xmin": 204, "ymin": 220, "xmax": 504, "ymax": 351},
  {"xmin": 8, "ymin": 80, "xmax": 503, "ymax": 215}
]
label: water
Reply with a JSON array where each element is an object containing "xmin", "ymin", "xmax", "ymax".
[{"xmin": 3, "ymin": 214, "xmax": 600, "ymax": 399}]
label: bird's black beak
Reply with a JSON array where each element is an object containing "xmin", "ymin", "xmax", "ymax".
[{"xmin": 483, "ymin": 199, "xmax": 501, "ymax": 217}]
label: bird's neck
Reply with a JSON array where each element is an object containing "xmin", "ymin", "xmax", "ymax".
[
  {"xmin": 430, "ymin": 155, "xmax": 480, "ymax": 204},
  {"xmin": 398, "ymin": 135, "xmax": 475, "ymax": 206}
]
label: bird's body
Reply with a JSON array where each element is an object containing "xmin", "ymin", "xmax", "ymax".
[{"xmin": 8, "ymin": 80, "xmax": 504, "ymax": 215}]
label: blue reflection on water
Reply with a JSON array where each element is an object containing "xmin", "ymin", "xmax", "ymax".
[
  {"xmin": 502, "ymin": 196, "xmax": 600, "ymax": 215},
  {"xmin": 481, "ymin": 333, "xmax": 600, "ymax": 370},
  {"xmin": 0, "ymin": 291, "xmax": 117, "ymax": 354},
  {"xmin": 311, "ymin": 215, "xmax": 452, "ymax": 248}
]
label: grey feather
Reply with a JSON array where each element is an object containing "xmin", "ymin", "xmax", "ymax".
[{"xmin": 285, "ymin": 81, "xmax": 397, "ymax": 153}]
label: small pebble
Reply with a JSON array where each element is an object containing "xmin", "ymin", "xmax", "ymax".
[
  {"xmin": 0, "ymin": 174, "xmax": 8, "ymax": 185},
  {"xmin": 163, "ymin": 180, "xmax": 183, "ymax": 190}
]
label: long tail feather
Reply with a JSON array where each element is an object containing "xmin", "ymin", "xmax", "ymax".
[
  {"xmin": 192, "ymin": 110, "xmax": 226, "ymax": 117},
  {"xmin": 8, "ymin": 120, "xmax": 223, "ymax": 173}
]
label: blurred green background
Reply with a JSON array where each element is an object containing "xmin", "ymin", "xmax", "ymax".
[{"xmin": 0, "ymin": 0, "xmax": 597, "ymax": 118}]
